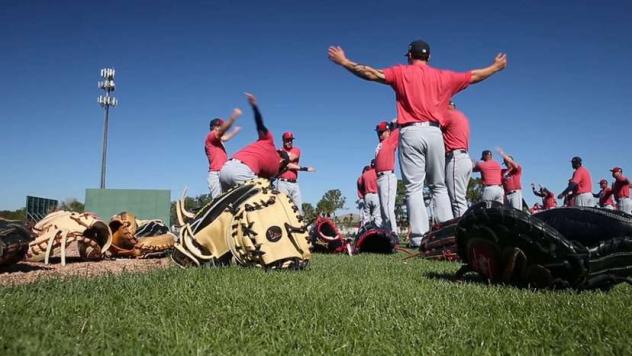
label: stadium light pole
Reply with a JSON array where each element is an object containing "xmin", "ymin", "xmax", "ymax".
[{"xmin": 97, "ymin": 68, "xmax": 118, "ymax": 189}]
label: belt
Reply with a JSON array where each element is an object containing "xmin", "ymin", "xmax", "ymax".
[
  {"xmin": 445, "ymin": 149, "xmax": 467, "ymax": 157},
  {"xmin": 278, "ymin": 178, "xmax": 297, "ymax": 183},
  {"xmin": 400, "ymin": 121, "xmax": 440, "ymax": 128},
  {"xmin": 230, "ymin": 158, "xmax": 245, "ymax": 165},
  {"xmin": 485, "ymin": 184, "xmax": 502, "ymax": 187},
  {"xmin": 506, "ymin": 189, "xmax": 521, "ymax": 195},
  {"xmin": 377, "ymin": 170, "xmax": 394, "ymax": 176}
]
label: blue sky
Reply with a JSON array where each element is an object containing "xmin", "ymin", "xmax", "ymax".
[{"xmin": 1, "ymin": 0, "xmax": 631, "ymax": 212}]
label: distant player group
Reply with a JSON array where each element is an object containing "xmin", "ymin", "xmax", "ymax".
[{"xmin": 203, "ymin": 39, "xmax": 630, "ymax": 248}]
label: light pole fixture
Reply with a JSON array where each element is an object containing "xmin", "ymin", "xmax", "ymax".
[{"xmin": 97, "ymin": 68, "xmax": 118, "ymax": 189}]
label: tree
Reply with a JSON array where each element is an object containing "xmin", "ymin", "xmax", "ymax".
[
  {"xmin": 59, "ymin": 198, "xmax": 84, "ymax": 212},
  {"xmin": 316, "ymin": 189, "xmax": 346, "ymax": 217},
  {"xmin": 301, "ymin": 203, "xmax": 317, "ymax": 224},
  {"xmin": 0, "ymin": 208, "xmax": 26, "ymax": 221},
  {"xmin": 466, "ymin": 177, "xmax": 483, "ymax": 205}
]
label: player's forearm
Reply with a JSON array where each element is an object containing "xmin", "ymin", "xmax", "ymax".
[
  {"xmin": 470, "ymin": 64, "xmax": 502, "ymax": 84},
  {"xmin": 252, "ymin": 104, "xmax": 268, "ymax": 135},
  {"xmin": 340, "ymin": 59, "xmax": 386, "ymax": 83}
]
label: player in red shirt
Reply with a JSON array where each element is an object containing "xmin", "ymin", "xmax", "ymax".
[
  {"xmin": 594, "ymin": 179, "xmax": 616, "ymax": 209},
  {"xmin": 443, "ymin": 101, "xmax": 472, "ymax": 217},
  {"xmin": 219, "ymin": 93, "xmax": 288, "ymax": 190},
  {"xmin": 497, "ymin": 147, "xmax": 523, "ymax": 210},
  {"xmin": 610, "ymin": 167, "xmax": 631, "ymax": 213},
  {"xmin": 531, "ymin": 184, "xmax": 558, "ymax": 210},
  {"xmin": 357, "ymin": 166, "xmax": 369, "ymax": 226},
  {"xmin": 204, "ymin": 109, "xmax": 242, "ymax": 198},
  {"xmin": 473, "ymin": 150, "xmax": 504, "ymax": 204},
  {"xmin": 275, "ymin": 131, "xmax": 315, "ymax": 214},
  {"xmin": 558, "ymin": 156, "xmax": 594, "ymax": 207},
  {"xmin": 374, "ymin": 121, "xmax": 399, "ymax": 234},
  {"xmin": 360, "ymin": 160, "xmax": 382, "ymax": 227},
  {"xmin": 328, "ymin": 40, "xmax": 507, "ymax": 246}
]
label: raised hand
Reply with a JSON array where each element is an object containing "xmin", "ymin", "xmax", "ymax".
[
  {"xmin": 494, "ymin": 53, "xmax": 508, "ymax": 71},
  {"xmin": 244, "ymin": 92, "xmax": 257, "ymax": 106},
  {"xmin": 328, "ymin": 46, "xmax": 348, "ymax": 65},
  {"xmin": 231, "ymin": 108, "xmax": 242, "ymax": 118}
]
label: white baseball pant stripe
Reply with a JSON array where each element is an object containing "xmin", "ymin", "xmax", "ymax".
[{"xmin": 445, "ymin": 151, "xmax": 472, "ymax": 218}]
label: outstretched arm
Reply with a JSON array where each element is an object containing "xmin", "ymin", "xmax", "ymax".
[
  {"xmin": 470, "ymin": 53, "xmax": 508, "ymax": 84},
  {"xmin": 217, "ymin": 108, "xmax": 242, "ymax": 137},
  {"xmin": 497, "ymin": 147, "xmax": 518, "ymax": 170},
  {"xmin": 221, "ymin": 126, "xmax": 242, "ymax": 142},
  {"xmin": 245, "ymin": 93, "xmax": 268, "ymax": 138},
  {"xmin": 286, "ymin": 163, "xmax": 316, "ymax": 172},
  {"xmin": 328, "ymin": 46, "xmax": 386, "ymax": 83},
  {"xmin": 558, "ymin": 182, "xmax": 578, "ymax": 199}
]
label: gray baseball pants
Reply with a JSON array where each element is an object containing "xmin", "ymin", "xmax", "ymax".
[
  {"xmin": 364, "ymin": 192, "xmax": 382, "ymax": 227},
  {"xmin": 399, "ymin": 124, "xmax": 453, "ymax": 246},
  {"xmin": 505, "ymin": 190, "xmax": 523, "ymax": 210},
  {"xmin": 445, "ymin": 151, "xmax": 472, "ymax": 218},
  {"xmin": 619, "ymin": 197, "xmax": 632, "ymax": 214},
  {"xmin": 219, "ymin": 159, "xmax": 257, "ymax": 191},
  {"xmin": 575, "ymin": 192, "xmax": 594, "ymax": 207},
  {"xmin": 482, "ymin": 185, "xmax": 504, "ymax": 204},
  {"xmin": 207, "ymin": 171, "xmax": 222, "ymax": 199},
  {"xmin": 377, "ymin": 171, "xmax": 398, "ymax": 234},
  {"xmin": 276, "ymin": 180, "xmax": 303, "ymax": 214}
]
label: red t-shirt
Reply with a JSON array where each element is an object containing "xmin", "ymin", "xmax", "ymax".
[
  {"xmin": 442, "ymin": 109, "xmax": 470, "ymax": 152},
  {"xmin": 205, "ymin": 131, "xmax": 227, "ymax": 172},
  {"xmin": 502, "ymin": 165, "xmax": 522, "ymax": 192},
  {"xmin": 374, "ymin": 129, "xmax": 400, "ymax": 172},
  {"xmin": 232, "ymin": 131, "xmax": 279, "ymax": 178},
  {"xmin": 613, "ymin": 175, "xmax": 630, "ymax": 199},
  {"xmin": 543, "ymin": 191, "xmax": 557, "ymax": 209},
  {"xmin": 357, "ymin": 176, "xmax": 365, "ymax": 199},
  {"xmin": 474, "ymin": 160, "xmax": 502, "ymax": 186},
  {"xmin": 599, "ymin": 188, "xmax": 616, "ymax": 207},
  {"xmin": 278, "ymin": 147, "xmax": 301, "ymax": 181},
  {"xmin": 383, "ymin": 63, "xmax": 471, "ymax": 126},
  {"xmin": 361, "ymin": 168, "xmax": 378, "ymax": 194},
  {"xmin": 570, "ymin": 166, "xmax": 593, "ymax": 194}
]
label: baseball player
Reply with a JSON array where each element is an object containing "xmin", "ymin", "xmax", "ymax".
[
  {"xmin": 360, "ymin": 161, "xmax": 382, "ymax": 226},
  {"xmin": 328, "ymin": 40, "xmax": 507, "ymax": 246},
  {"xmin": 473, "ymin": 150, "xmax": 504, "ymax": 204},
  {"xmin": 219, "ymin": 93, "xmax": 288, "ymax": 190},
  {"xmin": 497, "ymin": 147, "xmax": 523, "ymax": 210},
  {"xmin": 275, "ymin": 131, "xmax": 315, "ymax": 214},
  {"xmin": 594, "ymin": 179, "xmax": 616, "ymax": 209},
  {"xmin": 204, "ymin": 109, "xmax": 242, "ymax": 198},
  {"xmin": 531, "ymin": 183, "xmax": 557, "ymax": 210},
  {"xmin": 610, "ymin": 167, "xmax": 631, "ymax": 213},
  {"xmin": 357, "ymin": 166, "xmax": 369, "ymax": 226},
  {"xmin": 443, "ymin": 101, "xmax": 472, "ymax": 217},
  {"xmin": 374, "ymin": 121, "xmax": 399, "ymax": 234},
  {"xmin": 558, "ymin": 156, "xmax": 593, "ymax": 207}
]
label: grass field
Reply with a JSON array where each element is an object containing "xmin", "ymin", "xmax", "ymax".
[{"xmin": 1, "ymin": 254, "xmax": 631, "ymax": 355}]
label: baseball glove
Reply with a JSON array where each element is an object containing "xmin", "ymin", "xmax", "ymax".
[
  {"xmin": 108, "ymin": 212, "xmax": 175, "ymax": 258},
  {"xmin": 0, "ymin": 219, "xmax": 33, "ymax": 267},
  {"xmin": 354, "ymin": 222, "xmax": 399, "ymax": 254},
  {"xmin": 28, "ymin": 211, "xmax": 112, "ymax": 265},
  {"xmin": 455, "ymin": 202, "xmax": 632, "ymax": 290},
  {"xmin": 172, "ymin": 178, "xmax": 311, "ymax": 270},
  {"xmin": 419, "ymin": 217, "xmax": 460, "ymax": 261},
  {"xmin": 309, "ymin": 216, "xmax": 351, "ymax": 254}
]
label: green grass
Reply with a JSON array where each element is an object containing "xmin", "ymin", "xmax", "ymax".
[{"xmin": 1, "ymin": 254, "xmax": 631, "ymax": 355}]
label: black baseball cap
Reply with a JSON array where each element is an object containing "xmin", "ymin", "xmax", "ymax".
[
  {"xmin": 209, "ymin": 118, "xmax": 224, "ymax": 129},
  {"xmin": 481, "ymin": 150, "xmax": 492, "ymax": 160},
  {"xmin": 406, "ymin": 40, "xmax": 430, "ymax": 58},
  {"xmin": 571, "ymin": 156, "xmax": 582, "ymax": 164}
]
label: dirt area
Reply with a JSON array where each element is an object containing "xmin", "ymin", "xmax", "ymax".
[{"xmin": 0, "ymin": 245, "xmax": 173, "ymax": 287}]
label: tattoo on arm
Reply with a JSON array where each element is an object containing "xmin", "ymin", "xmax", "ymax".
[{"xmin": 343, "ymin": 61, "xmax": 386, "ymax": 83}]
